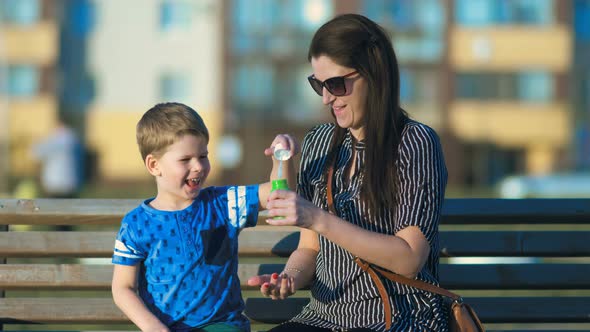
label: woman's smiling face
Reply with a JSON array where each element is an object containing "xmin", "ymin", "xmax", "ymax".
[{"xmin": 310, "ymin": 55, "xmax": 368, "ymax": 140}]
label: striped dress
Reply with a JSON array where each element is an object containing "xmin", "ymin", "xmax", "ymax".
[{"xmin": 290, "ymin": 121, "xmax": 449, "ymax": 332}]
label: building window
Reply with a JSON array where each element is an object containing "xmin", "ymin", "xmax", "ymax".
[
  {"xmin": 231, "ymin": 0, "xmax": 332, "ymax": 56},
  {"xmin": 64, "ymin": 0, "xmax": 95, "ymax": 37},
  {"xmin": 0, "ymin": 0, "xmax": 40, "ymax": 25},
  {"xmin": 229, "ymin": 0, "xmax": 335, "ymax": 122},
  {"xmin": 400, "ymin": 68, "xmax": 440, "ymax": 103},
  {"xmin": 517, "ymin": 72, "xmax": 552, "ymax": 102},
  {"xmin": 464, "ymin": 143, "xmax": 524, "ymax": 186},
  {"xmin": 363, "ymin": 0, "xmax": 445, "ymax": 63},
  {"xmin": 159, "ymin": 72, "xmax": 191, "ymax": 102},
  {"xmin": 400, "ymin": 69, "xmax": 415, "ymax": 103},
  {"xmin": 455, "ymin": 0, "xmax": 553, "ymax": 26},
  {"xmin": 574, "ymin": 0, "xmax": 590, "ymax": 42},
  {"xmin": 0, "ymin": 65, "xmax": 39, "ymax": 97},
  {"xmin": 455, "ymin": 71, "xmax": 553, "ymax": 101},
  {"xmin": 160, "ymin": 0, "xmax": 193, "ymax": 31},
  {"xmin": 282, "ymin": 64, "xmax": 324, "ymax": 123},
  {"xmin": 233, "ymin": 0, "xmax": 330, "ymax": 33},
  {"xmin": 232, "ymin": 64, "xmax": 274, "ymax": 107}
]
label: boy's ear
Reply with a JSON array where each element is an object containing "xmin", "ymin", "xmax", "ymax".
[{"xmin": 145, "ymin": 154, "xmax": 161, "ymax": 177}]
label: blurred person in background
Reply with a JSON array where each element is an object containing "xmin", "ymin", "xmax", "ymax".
[
  {"xmin": 31, "ymin": 115, "xmax": 85, "ymax": 199},
  {"xmin": 249, "ymin": 14, "xmax": 448, "ymax": 332}
]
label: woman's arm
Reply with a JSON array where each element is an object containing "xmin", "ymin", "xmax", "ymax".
[
  {"xmin": 267, "ymin": 196, "xmax": 428, "ymax": 278},
  {"xmin": 247, "ymin": 228, "xmax": 318, "ymax": 300},
  {"xmin": 311, "ymin": 211, "xmax": 429, "ymax": 278},
  {"xmin": 112, "ymin": 264, "xmax": 170, "ymax": 332},
  {"xmin": 281, "ymin": 228, "xmax": 319, "ymax": 288},
  {"xmin": 267, "ymin": 126, "xmax": 446, "ymax": 279}
]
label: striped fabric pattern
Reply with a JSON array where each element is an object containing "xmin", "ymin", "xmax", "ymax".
[
  {"xmin": 227, "ymin": 185, "xmax": 248, "ymax": 228},
  {"xmin": 291, "ymin": 121, "xmax": 449, "ymax": 332}
]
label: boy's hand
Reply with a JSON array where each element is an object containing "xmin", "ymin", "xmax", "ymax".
[
  {"xmin": 247, "ymin": 272, "xmax": 296, "ymax": 300},
  {"xmin": 264, "ymin": 134, "xmax": 299, "ymax": 159}
]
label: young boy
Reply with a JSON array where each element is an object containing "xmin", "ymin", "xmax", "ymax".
[{"xmin": 111, "ymin": 102, "xmax": 297, "ymax": 332}]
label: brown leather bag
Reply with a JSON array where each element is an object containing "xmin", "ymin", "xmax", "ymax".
[
  {"xmin": 326, "ymin": 166, "xmax": 485, "ymax": 332},
  {"xmin": 353, "ymin": 258, "xmax": 485, "ymax": 332}
]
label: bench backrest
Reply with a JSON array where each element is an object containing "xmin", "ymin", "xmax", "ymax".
[{"xmin": 1, "ymin": 198, "xmax": 590, "ymax": 331}]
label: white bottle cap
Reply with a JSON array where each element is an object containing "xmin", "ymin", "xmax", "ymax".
[{"xmin": 273, "ymin": 143, "xmax": 291, "ymax": 161}]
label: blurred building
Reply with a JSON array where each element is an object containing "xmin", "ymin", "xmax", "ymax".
[
  {"xmin": 449, "ymin": 0, "xmax": 572, "ymax": 187},
  {"xmin": 0, "ymin": 0, "xmax": 581, "ymax": 196},
  {"xmin": 0, "ymin": 0, "xmax": 59, "ymax": 192},
  {"xmin": 1, "ymin": 0, "xmax": 224, "ymax": 191},
  {"xmin": 63, "ymin": 0, "xmax": 225, "ymax": 182},
  {"xmin": 572, "ymin": 0, "xmax": 590, "ymax": 170},
  {"xmin": 225, "ymin": 0, "xmax": 574, "ymax": 190},
  {"xmin": 222, "ymin": 0, "xmax": 336, "ymax": 184}
]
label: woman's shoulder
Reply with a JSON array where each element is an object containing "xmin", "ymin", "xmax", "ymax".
[
  {"xmin": 304, "ymin": 123, "xmax": 335, "ymax": 140},
  {"xmin": 401, "ymin": 119, "xmax": 442, "ymax": 146},
  {"xmin": 301, "ymin": 123, "xmax": 335, "ymax": 150},
  {"xmin": 298, "ymin": 123, "xmax": 335, "ymax": 172}
]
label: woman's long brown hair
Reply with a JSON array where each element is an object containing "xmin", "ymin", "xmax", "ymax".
[{"xmin": 308, "ymin": 14, "xmax": 408, "ymax": 215}]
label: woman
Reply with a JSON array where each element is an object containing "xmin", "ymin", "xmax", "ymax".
[{"xmin": 248, "ymin": 14, "xmax": 448, "ymax": 332}]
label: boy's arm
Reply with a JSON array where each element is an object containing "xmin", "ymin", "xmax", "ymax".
[{"xmin": 112, "ymin": 264, "xmax": 170, "ymax": 332}]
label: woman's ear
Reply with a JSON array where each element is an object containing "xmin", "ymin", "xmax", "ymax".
[{"xmin": 145, "ymin": 154, "xmax": 161, "ymax": 177}]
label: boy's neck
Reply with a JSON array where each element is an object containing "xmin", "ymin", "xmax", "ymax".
[{"xmin": 149, "ymin": 196, "xmax": 194, "ymax": 212}]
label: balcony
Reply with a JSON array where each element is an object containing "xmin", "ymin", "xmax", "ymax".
[
  {"xmin": 449, "ymin": 100, "xmax": 569, "ymax": 148},
  {"xmin": 0, "ymin": 21, "xmax": 58, "ymax": 65},
  {"xmin": 0, "ymin": 95, "xmax": 58, "ymax": 176},
  {"xmin": 450, "ymin": 26, "xmax": 571, "ymax": 71}
]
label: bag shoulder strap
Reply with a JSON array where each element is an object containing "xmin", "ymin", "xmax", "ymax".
[
  {"xmin": 326, "ymin": 165, "xmax": 461, "ymax": 302},
  {"xmin": 327, "ymin": 164, "xmax": 335, "ymax": 213},
  {"xmin": 355, "ymin": 258, "xmax": 461, "ymax": 301}
]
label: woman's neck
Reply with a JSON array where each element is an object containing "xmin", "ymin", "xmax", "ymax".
[{"xmin": 349, "ymin": 127, "xmax": 364, "ymax": 141}]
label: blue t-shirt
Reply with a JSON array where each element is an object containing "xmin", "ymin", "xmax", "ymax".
[{"xmin": 112, "ymin": 185, "xmax": 259, "ymax": 331}]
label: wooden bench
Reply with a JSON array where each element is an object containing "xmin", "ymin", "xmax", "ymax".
[{"xmin": 1, "ymin": 198, "xmax": 589, "ymax": 331}]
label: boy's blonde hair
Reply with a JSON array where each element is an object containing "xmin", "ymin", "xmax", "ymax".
[{"xmin": 136, "ymin": 102, "xmax": 209, "ymax": 161}]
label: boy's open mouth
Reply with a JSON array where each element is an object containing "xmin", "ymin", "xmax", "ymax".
[{"xmin": 185, "ymin": 177, "xmax": 202, "ymax": 189}]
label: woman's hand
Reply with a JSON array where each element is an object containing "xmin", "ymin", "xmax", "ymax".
[
  {"xmin": 264, "ymin": 134, "xmax": 300, "ymax": 159},
  {"xmin": 247, "ymin": 272, "xmax": 296, "ymax": 300},
  {"xmin": 264, "ymin": 190, "xmax": 326, "ymax": 229}
]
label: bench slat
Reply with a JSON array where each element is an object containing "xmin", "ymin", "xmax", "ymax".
[
  {"xmin": 0, "ymin": 298, "xmax": 127, "ymax": 324},
  {"xmin": 1, "ymin": 198, "xmax": 589, "ymax": 331},
  {"xmin": 3, "ymin": 263, "xmax": 590, "ymax": 290},
  {"xmin": 0, "ymin": 199, "xmax": 140, "ymax": 226},
  {"xmin": 487, "ymin": 331, "xmax": 590, "ymax": 332},
  {"xmin": 440, "ymin": 263, "xmax": 590, "ymax": 289},
  {"xmin": 441, "ymin": 231, "xmax": 590, "ymax": 257},
  {"xmin": 244, "ymin": 297, "xmax": 590, "ymax": 324},
  {"xmin": 3, "ymin": 198, "xmax": 590, "ymax": 225},
  {"xmin": 0, "ymin": 264, "xmax": 112, "ymax": 289},
  {"xmin": 1, "ymin": 296, "xmax": 589, "ymax": 324},
  {"xmin": 0, "ymin": 232, "xmax": 115, "ymax": 257},
  {"xmin": 0, "ymin": 229, "xmax": 300, "ymax": 257},
  {"xmin": 2, "ymin": 229, "xmax": 589, "ymax": 257},
  {"xmin": 442, "ymin": 199, "xmax": 590, "ymax": 224}
]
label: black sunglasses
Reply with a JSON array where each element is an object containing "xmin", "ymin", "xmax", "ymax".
[{"xmin": 307, "ymin": 71, "xmax": 358, "ymax": 96}]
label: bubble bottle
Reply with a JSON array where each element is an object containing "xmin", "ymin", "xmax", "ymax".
[
  {"xmin": 271, "ymin": 143, "xmax": 290, "ymax": 219},
  {"xmin": 271, "ymin": 143, "xmax": 290, "ymax": 192}
]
